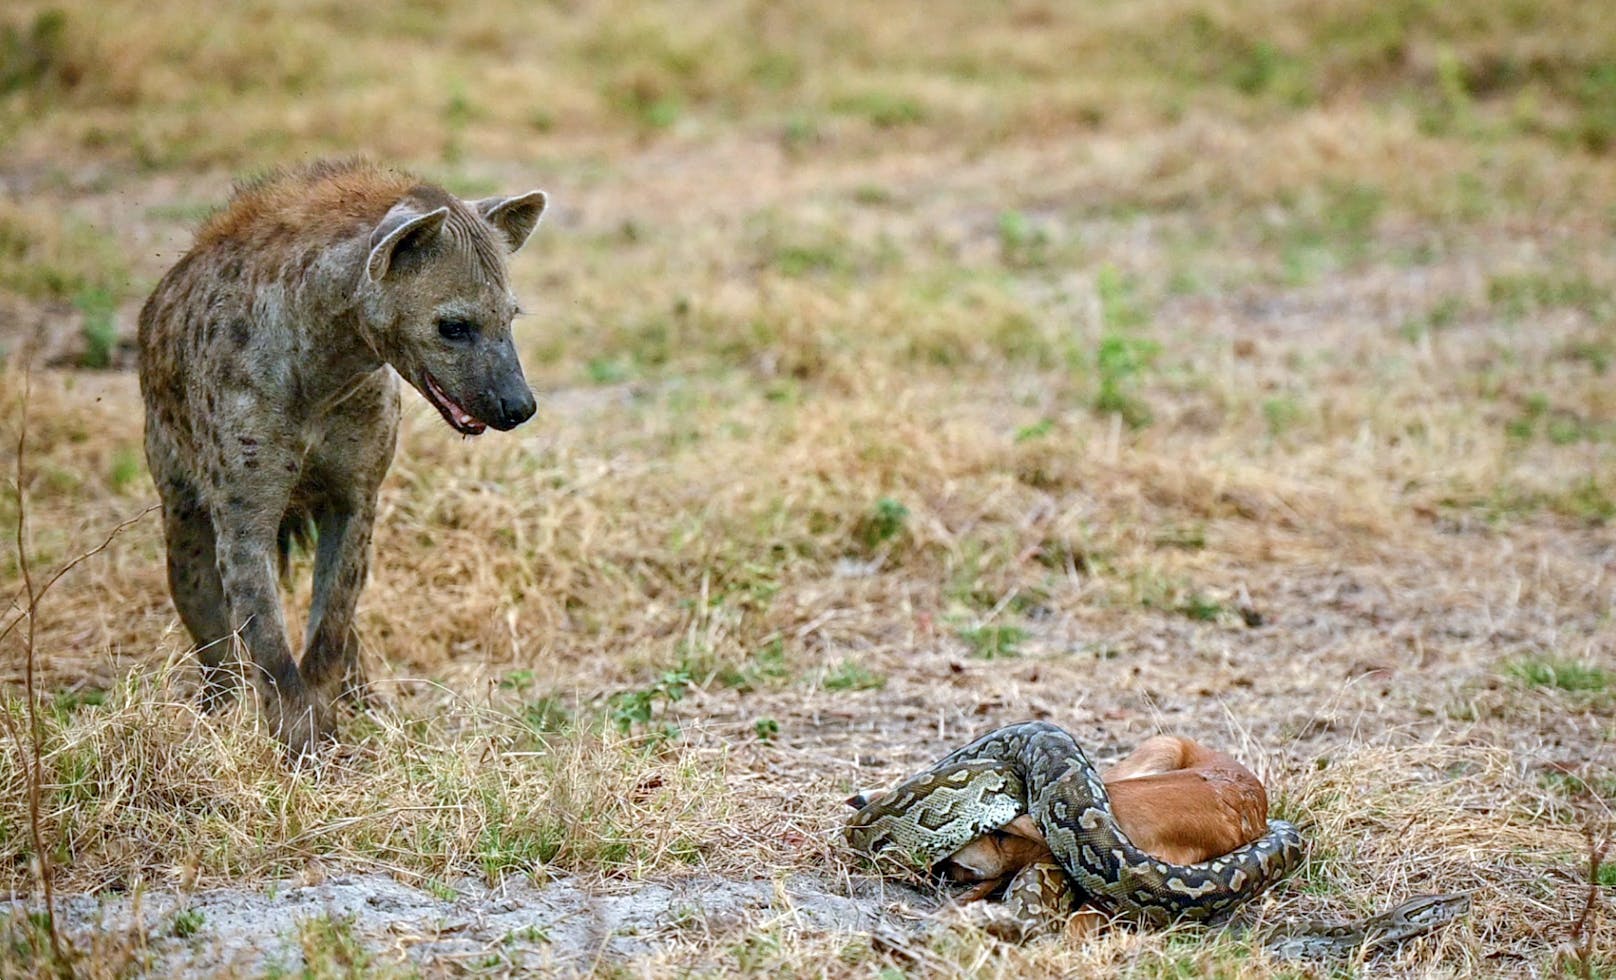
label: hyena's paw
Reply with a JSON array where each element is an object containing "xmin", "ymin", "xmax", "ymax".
[{"xmin": 261, "ymin": 686, "xmax": 335, "ymax": 762}]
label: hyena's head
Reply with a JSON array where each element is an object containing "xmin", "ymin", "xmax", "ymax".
[{"xmin": 359, "ymin": 184, "xmax": 547, "ymax": 435}]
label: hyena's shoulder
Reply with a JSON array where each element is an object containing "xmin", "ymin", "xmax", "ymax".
[{"xmin": 195, "ymin": 158, "xmax": 418, "ymax": 251}]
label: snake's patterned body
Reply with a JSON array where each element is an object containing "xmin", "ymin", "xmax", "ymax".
[{"xmin": 846, "ymin": 721, "xmax": 1469, "ymax": 955}]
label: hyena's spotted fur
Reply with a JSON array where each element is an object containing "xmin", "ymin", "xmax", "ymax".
[{"xmin": 138, "ymin": 159, "xmax": 547, "ymax": 756}]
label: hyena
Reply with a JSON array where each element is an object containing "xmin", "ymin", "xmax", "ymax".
[{"xmin": 138, "ymin": 159, "xmax": 546, "ymax": 756}]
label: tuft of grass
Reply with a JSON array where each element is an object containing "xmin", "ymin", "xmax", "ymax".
[
  {"xmin": 714, "ymin": 639, "xmax": 790, "ymax": 693},
  {"xmin": 855, "ymin": 497, "xmax": 909, "ymax": 551},
  {"xmin": 829, "ymin": 90, "xmax": 926, "ymax": 128},
  {"xmin": 294, "ymin": 912, "xmax": 371, "ymax": 979},
  {"xmin": 997, "ymin": 211, "xmax": 1051, "ymax": 269},
  {"xmin": 72, "ymin": 287, "xmax": 118, "ymax": 369},
  {"xmin": 608, "ymin": 669, "xmax": 692, "ymax": 735},
  {"xmin": 1093, "ymin": 334, "xmax": 1159, "ymax": 429},
  {"xmin": 170, "ymin": 906, "xmax": 204, "ymax": 939},
  {"xmin": 1268, "ymin": 182, "xmax": 1384, "ymax": 284},
  {"xmin": 1507, "ymin": 658, "xmax": 1610, "ymax": 693},
  {"xmin": 1488, "ymin": 271, "xmax": 1611, "ymax": 322},
  {"xmin": 1261, "ymin": 396, "xmax": 1303, "ymax": 437},
  {"xmin": 956, "ymin": 623, "xmax": 1026, "ymax": 660},
  {"xmin": 0, "ymin": 8, "xmax": 72, "ymax": 96},
  {"xmin": 0, "ymin": 667, "xmax": 734, "ymax": 895},
  {"xmin": 821, "ymin": 660, "xmax": 885, "ymax": 692},
  {"xmin": 106, "ymin": 448, "xmax": 142, "ymax": 493}
]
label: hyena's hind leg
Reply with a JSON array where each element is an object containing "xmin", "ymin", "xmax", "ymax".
[{"xmin": 160, "ymin": 491, "xmax": 241, "ymax": 710}]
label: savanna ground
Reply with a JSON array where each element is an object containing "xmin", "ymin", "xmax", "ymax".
[{"xmin": 2, "ymin": 1, "xmax": 1614, "ymax": 976}]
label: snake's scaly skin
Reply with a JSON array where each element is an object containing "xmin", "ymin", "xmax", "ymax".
[
  {"xmin": 846, "ymin": 721, "xmax": 1304, "ymax": 924},
  {"xmin": 845, "ymin": 721, "xmax": 1470, "ymax": 955},
  {"xmin": 1254, "ymin": 892, "xmax": 1472, "ymax": 959}
]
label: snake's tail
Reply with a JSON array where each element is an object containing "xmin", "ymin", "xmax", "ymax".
[{"xmin": 1258, "ymin": 892, "xmax": 1472, "ymax": 959}]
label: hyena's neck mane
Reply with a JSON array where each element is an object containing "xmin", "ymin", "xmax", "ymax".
[{"xmin": 197, "ymin": 158, "xmax": 418, "ymax": 254}]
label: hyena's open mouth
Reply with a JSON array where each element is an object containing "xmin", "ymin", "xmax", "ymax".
[{"xmin": 422, "ymin": 372, "xmax": 488, "ymax": 436}]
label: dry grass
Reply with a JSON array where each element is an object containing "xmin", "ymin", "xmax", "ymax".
[{"xmin": 3, "ymin": 0, "xmax": 1616, "ymax": 975}]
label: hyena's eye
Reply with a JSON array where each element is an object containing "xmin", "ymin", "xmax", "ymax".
[{"xmin": 436, "ymin": 317, "xmax": 478, "ymax": 342}]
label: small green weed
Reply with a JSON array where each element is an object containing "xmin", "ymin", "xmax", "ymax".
[
  {"xmin": 830, "ymin": 90, "xmax": 926, "ymax": 127},
  {"xmin": 997, "ymin": 210, "xmax": 1050, "ymax": 268},
  {"xmin": 517, "ymin": 697, "xmax": 571, "ymax": 738},
  {"xmin": 1507, "ymin": 658, "xmax": 1610, "ymax": 692},
  {"xmin": 856, "ymin": 497, "xmax": 909, "ymax": 550},
  {"xmin": 1262, "ymin": 396, "xmax": 1303, "ymax": 436},
  {"xmin": 1488, "ymin": 271, "xmax": 1610, "ymax": 321},
  {"xmin": 295, "ymin": 912, "xmax": 371, "ymax": 979},
  {"xmin": 1093, "ymin": 333, "xmax": 1159, "ymax": 428},
  {"xmin": 822, "ymin": 660, "xmax": 885, "ymax": 692},
  {"xmin": 956, "ymin": 623, "xmax": 1026, "ymax": 659},
  {"xmin": 171, "ymin": 906, "xmax": 204, "ymax": 939},
  {"xmin": 1096, "ymin": 265, "xmax": 1149, "ymax": 330},
  {"xmin": 108, "ymin": 447, "xmax": 142, "ymax": 492},
  {"xmin": 715, "ymin": 639, "xmax": 790, "ymax": 692},
  {"xmin": 477, "ymin": 820, "xmax": 561, "ymax": 881},
  {"xmin": 1014, "ymin": 419, "xmax": 1054, "ymax": 442},
  {"xmin": 0, "ymin": 8, "xmax": 71, "ymax": 95},
  {"xmin": 1176, "ymin": 593, "xmax": 1225, "ymax": 622},
  {"xmin": 608, "ymin": 669, "xmax": 691, "ymax": 733},
  {"xmin": 73, "ymin": 286, "xmax": 118, "ymax": 368}
]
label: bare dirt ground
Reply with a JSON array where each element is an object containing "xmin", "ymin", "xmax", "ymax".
[{"xmin": 41, "ymin": 872, "xmax": 916, "ymax": 976}]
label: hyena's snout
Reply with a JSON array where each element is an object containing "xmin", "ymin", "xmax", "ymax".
[
  {"xmin": 424, "ymin": 337, "xmax": 537, "ymax": 434},
  {"xmin": 486, "ymin": 372, "xmax": 537, "ymax": 431},
  {"xmin": 477, "ymin": 339, "xmax": 536, "ymax": 431}
]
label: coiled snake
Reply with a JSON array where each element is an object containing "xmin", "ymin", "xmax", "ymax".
[{"xmin": 845, "ymin": 721, "xmax": 1469, "ymax": 956}]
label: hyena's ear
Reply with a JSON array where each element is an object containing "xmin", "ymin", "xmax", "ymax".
[
  {"xmin": 366, "ymin": 204, "xmax": 450, "ymax": 282},
  {"xmin": 473, "ymin": 191, "xmax": 548, "ymax": 253}
]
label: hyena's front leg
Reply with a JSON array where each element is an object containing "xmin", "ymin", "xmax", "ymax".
[
  {"xmin": 300, "ymin": 374, "xmax": 397, "ymax": 711},
  {"xmin": 210, "ymin": 492, "xmax": 327, "ymax": 757},
  {"xmin": 300, "ymin": 498, "xmax": 377, "ymax": 710}
]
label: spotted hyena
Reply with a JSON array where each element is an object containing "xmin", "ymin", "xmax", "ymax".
[{"xmin": 138, "ymin": 159, "xmax": 547, "ymax": 756}]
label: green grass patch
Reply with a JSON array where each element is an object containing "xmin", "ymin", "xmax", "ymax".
[
  {"xmin": 171, "ymin": 906, "xmax": 205, "ymax": 939},
  {"xmin": 1488, "ymin": 271, "xmax": 1611, "ymax": 322},
  {"xmin": 713, "ymin": 639, "xmax": 791, "ymax": 693},
  {"xmin": 956, "ymin": 623, "xmax": 1026, "ymax": 659},
  {"xmin": 855, "ymin": 497, "xmax": 909, "ymax": 551},
  {"xmin": 608, "ymin": 669, "xmax": 691, "ymax": 734},
  {"xmin": 829, "ymin": 90, "xmax": 927, "ymax": 128},
  {"xmin": 822, "ymin": 660, "xmax": 885, "ymax": 692},
  {"xmin": 1507, "ymin": 657, "xmax": 1610, "ymax": 693},
  {"xmin": 0, "ymin": 203, "xmax": 130, "ymax": 304},
  {"xmin": 292, "ymin": 912, "xmax": 372, "ymax": 979}
]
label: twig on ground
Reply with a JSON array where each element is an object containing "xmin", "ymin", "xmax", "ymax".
[
  {"xmin": 1570, "ymin": 821, "xmax": 1610, "ymax": 980},
  {"xmin": 2, "ymin": 371, "xmax": 156, "ymax": 974}
]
